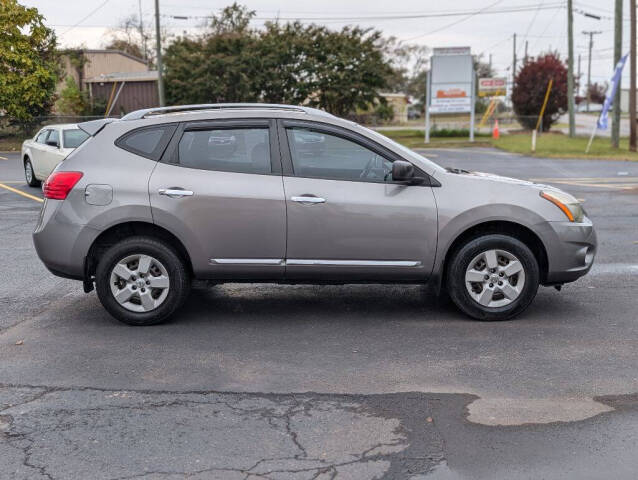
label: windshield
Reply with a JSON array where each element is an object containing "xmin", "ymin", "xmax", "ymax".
[
  {"xmin": 356, "ymin": 125, "xmax": 446, "ymax": 174},
  {"xmin": 63, "ymin": 129, "xmax": 89, "ymax": 149}
]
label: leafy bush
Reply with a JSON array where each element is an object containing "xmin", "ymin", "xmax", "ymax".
[
  {"xmin": 55, "ymin": 77, "xmax": 89, "ymax": 115},
  {"xmin": 512, "ymin": 53, "xmax": 567, "ymax": 131},
  {"xmin": 431, "ymin": 127, "xmax": 489, "ymax": 138}
]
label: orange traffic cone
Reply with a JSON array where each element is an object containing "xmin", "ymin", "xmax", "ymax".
[{"xmin": 492, "ymin": 119, "xmax": 500, "ymax": 139}]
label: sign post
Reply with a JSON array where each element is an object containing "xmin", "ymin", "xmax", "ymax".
[{"xmin": 425, "ymin": 47, "xmax": 475, "ymax": 143}]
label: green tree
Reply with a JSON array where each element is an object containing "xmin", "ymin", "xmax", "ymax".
[
  {"xmin": 0, "ymin": 0, "xmax": 58, "ymax": 121},
  {"xmin": 55, "ymin": 76, "xmax": 88, "ymax": 115},
  {"xmin": 255, "ymin": 21, "xmax": 315, "ymax": 105},
  {"xmin": 164, "ymin": 4, "xmax": 260, "ymax": 104},
  {"xmin": 163, "ymin": 3, "xmax": 392, "ymax": 116},
  {"xmin": 306, "ymin": 26, "xmax": 392, "ymax": 116}
]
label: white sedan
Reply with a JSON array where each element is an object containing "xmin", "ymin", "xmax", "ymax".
[{"xmin": 21, "ymin": 124, "xmax": 89, "ymax": 187}]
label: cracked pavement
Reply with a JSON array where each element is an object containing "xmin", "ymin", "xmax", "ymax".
[{"xmin": 2, "ymin": 149, "xmax": 638, "ymax": 479}]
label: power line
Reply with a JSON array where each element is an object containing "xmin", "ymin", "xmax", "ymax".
[
  {"xmin": 161, "ymin": 2, "xmax": 566, "ymax": 23},
  {"xmin": 60, "ymin": 0, "xmax": 112, "ymax": 36},
  {"xmin": 518, "ymin": 0, "xmax": 545, "ymax": 58},
  {"xmin": 401, "ymin": 0, "xmax": 506, "ymax": 42}
]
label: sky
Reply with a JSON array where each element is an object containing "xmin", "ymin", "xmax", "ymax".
[{"xmin": 22, "ymin": 0, "xmax": 632, "ymax": 88}]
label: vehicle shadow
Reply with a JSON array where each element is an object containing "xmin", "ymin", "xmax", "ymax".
[{"xmin": 175, "ymin": 283, "xmax": 464, "ymax": 326}]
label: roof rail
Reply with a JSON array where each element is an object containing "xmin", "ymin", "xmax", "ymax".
[{"xmin": 121, "ymin": 103, "xmax": 331, "ymax": 121}]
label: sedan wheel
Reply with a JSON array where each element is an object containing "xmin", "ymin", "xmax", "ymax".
[{"xmin": 24, "ymin": 159, "xmax": 40, "ymax": 187}]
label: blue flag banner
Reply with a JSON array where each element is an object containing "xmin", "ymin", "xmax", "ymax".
[{"xmin": 598, "ymin": 53, "xmax": 629, "ymax": 130}]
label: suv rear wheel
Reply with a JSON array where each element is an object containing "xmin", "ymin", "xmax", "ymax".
[
  {"xmin": 446, "ymin": 234, "xmax": 539, "ymax": 320},
  {"xmin": 95, "ymin": 236, "xmax": 190, "ymax": 325}
]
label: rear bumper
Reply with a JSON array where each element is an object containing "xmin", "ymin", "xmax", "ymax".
[
  {"xmin": 537, "ymin": 217, "xmax": 597, "ymax": 285},
  {"xmin": 32, "ymin": 199, "xmax": 101, "ymax": 281}
]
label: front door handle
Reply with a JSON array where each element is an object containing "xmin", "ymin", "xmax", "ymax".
[
  {"xmin": 158, "ymin": 188, "xmax": 194, "ymax": 198},
  {"xmin": 291, "ymin": 196, "xmax": 326, "ymax": 204}
]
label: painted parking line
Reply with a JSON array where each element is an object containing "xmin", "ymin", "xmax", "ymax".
[
  {"xmin": 0, "ymin": 182, "xmax": 43, "ymax": 203},
  {"xmin": 0, "ymin": 155, "xmax": 8, "ymax": 160},
  {"xmin": 530, "ymin": 177, "xmax": 638, "ymax": 191}
]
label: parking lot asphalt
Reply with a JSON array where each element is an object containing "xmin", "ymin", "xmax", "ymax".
[{"xmin": 1, "ymin": 148, "xmax": 638, "ymax": 479}]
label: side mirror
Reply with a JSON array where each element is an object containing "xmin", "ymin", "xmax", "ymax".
[
  {"xmin": 392, "ymin": 160, "xmax": 426, "ymax": 185},
  {"xmin": 392, "ymin": 160, "xmax": 414, "ymax": 181},
  {"xmin": 46, "ymin": 140, "xmax": 59, "ymax": 148}
]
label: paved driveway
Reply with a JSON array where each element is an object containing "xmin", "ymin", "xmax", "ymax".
[{"xmin": 1, "ymin": 149, "xmax": 638, "ymax": 479}]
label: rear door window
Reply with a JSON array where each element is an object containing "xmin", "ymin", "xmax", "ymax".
[
  {"xmin": 177, "ymin": 128, "xmax": 271, "ymax": 174},
  {"xmin": 115, "ymin": 125, "xmax": 177, "ymax": 160}
]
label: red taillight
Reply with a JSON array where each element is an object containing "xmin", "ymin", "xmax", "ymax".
[{"xmin": 43, "ymin": 171, "xmax": 83, "ymax": 200}]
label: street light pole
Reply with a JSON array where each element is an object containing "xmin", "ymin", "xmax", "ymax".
[{"xmin": 154, "ymin": 0, "xmax": 165, "ymax": 107}]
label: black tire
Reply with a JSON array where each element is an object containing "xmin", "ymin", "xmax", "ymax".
[
  {"xmin": 95, "ymin": 236, "xmax": 190, "ymax": 326},
  {"xmin": 446, "ymin": 234, "xmax": 539, "ymax": 321},
  {"xmin": 24, "ymin": 158, "xmax": 40, "ymax": 187}
]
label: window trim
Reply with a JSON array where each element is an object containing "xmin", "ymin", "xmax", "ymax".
[
  {"xmin": 277, "ymin": 119, "xmax": 434, "ymax": 186},
  {"xmin": 62, "ymin": 128, "xmax": 89, "ymax": 149},
  {"xmin": 160, "ymin": 118, "xmax": 282, "ymax": 176},
  {"xmin": 115, "ymin": 123, "xmax": 178, "ymax": 161},
  {"xmin": 46, "ymin": 128, "xmax": 60, "ymax": 147},
  {"xmin": 35, "ymin": 129, "xmax": 51, "ymax": 144}
]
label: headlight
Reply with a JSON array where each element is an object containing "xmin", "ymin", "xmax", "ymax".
[{"xmin": 540, "ymin": 190, "xmax": 584, "ymax": 222}]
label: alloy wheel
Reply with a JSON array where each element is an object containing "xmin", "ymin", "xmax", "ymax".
[
  {"xmin": 109, "ymin": 254, "xmax": 170, "ymax": 313},
  {"xmin": 464, "ymin": 249, "xmax": 526, "ymax": 308}
]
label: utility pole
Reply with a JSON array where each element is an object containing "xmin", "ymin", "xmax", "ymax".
[
  {"xmin": 567, "ymin": 0, "xmax": 575, "ymax": 137},
  {"xmin": 511, "ymin": 33, "xmax": 517, "ymax": 102},
  {"xmin": 583, "ymin": 31, "xmax": 601, "ymax": 112},
  {"xmin": 524, "ymin": 40, "xmax": 528, "ymax": 63},
  {"xmin": 154, "ymin": 0, "xmax": 165, "ymax": 107},
  {"xmin": 512, "ymin": 33, "xmax": 517, "ymax": 78},
  {"xmin": 612, "ymin": 0, "xmax": 623, "ymax": 148},
  {"xmin": 489, "ymin": 53, "xmax": 492, "ymax": 72},
  {"xmin": 631, "ymin": 0, "xmax": 636, "ymax": 151},
  {"xmin": 578, "ymin": 53, "xmax": 581, "ymax": 84},
  {"xmin": 138, "ymin": 0, "xmax": 147, "ymax": 60}
]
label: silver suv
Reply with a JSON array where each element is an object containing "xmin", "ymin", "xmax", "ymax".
[{"xmin": 33, "ymin": 104, "xmax": 596, "ymax": 325}]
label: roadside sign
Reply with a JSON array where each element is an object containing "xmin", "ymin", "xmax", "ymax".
[
  {"xmin": 430, "ymin": 84, "xmax": 472, "ymax": 113},
  {"xmin": 432, "ymin": 46, "xmax": 471, "ymax": 56},
  {"xmin": 425, "ymin": 46, "xmax": 476, "ymax": 142},
  {"xmin": 478, "ymin": 77, "xmax": 507, "ymax": 97}
]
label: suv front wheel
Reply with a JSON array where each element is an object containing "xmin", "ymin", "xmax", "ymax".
[
  {"xmin": 95, "ymin": 237, "xmax": 190, "ymax": 325},
  {"xmin": 446, "ymin": 234, "xmax": 540, "ymax": 320}
]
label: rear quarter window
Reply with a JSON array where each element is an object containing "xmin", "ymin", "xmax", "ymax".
[
  {"xmin": 115, "ymin": 124, "xmax": 177, "ymax": 160},
  {"xmin": 63, "ymin": 129, "xmax": 89, "ymax": 148}
]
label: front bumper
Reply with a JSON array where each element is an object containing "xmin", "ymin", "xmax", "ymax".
[{"xmin": 537, "ymin": 217, "xmax": 597, "ymax": 285}]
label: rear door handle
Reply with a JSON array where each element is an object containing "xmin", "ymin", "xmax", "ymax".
[
  {"xmin": 291, "ymin": 196, "xmax": 326, "ymax": 204},
  {"xmin": 158, "ymin": 188, "xmax": 194, "ymax": 198}
]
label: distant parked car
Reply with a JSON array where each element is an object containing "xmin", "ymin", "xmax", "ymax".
[
  {"xmin": 21, "ymin": 124, "xmax": 89, "ymax": 187},
  {"xmin": 33, "ymin": 104, "xmax": 596, "ymax": 325}
]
